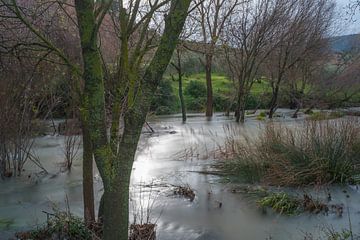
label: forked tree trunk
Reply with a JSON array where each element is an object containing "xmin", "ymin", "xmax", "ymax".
[
  {"xmin": 102, "ymin": 114, "xmax": 143, "ymax": 240},
  {"xmin": 75, "ymin": 1, "xmax": 191, "ymax": 239}
]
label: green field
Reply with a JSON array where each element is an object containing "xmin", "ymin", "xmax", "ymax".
[
  {"xmin": 152, "ymin": 73, "xmax": 272, "ymax": 114},
  {"xmin": 169, "ymin": 73, "xmax": 271, "ymax": 96}
]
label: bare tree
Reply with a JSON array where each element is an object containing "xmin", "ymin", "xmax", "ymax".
[
  {"xmin": 266, "ymin": 0, "xmax": 335, "ymax": 118},
  {"xmin": 287, "ymin": 49, "xmax": 327, "ymax": 118},
  {"xmin": 62, "ymin": 121, "xmax": 81, "ymax": 172},
  {"xmin": 224, "ymin": 0, "xmax": 286, "ymax": 123},
  {"xmin": 0, "ymin": 50, "xmax": 50, "ymax": 178},
  {"xmin": 188, "ymin": 0, "xmax": 242, "ymax": 117}
]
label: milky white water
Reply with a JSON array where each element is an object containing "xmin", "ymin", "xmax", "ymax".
[{"xmin": 1, "ymin": 110, "xmax": 359, "ymax": 240}]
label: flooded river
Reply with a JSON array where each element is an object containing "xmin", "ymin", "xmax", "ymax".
[{"xmin": 1, "ymin": 111, "xmax": 359, "ymax": 239}]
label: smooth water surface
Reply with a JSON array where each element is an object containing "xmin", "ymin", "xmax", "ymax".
[{"xmin": 1, "ymin": 111, "xmax": 359, "ymax": 240}]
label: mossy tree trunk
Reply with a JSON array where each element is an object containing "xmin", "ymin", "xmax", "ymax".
[{"xmin": 75, "ymin": 0, "xmax": 191, "ymax": 239}]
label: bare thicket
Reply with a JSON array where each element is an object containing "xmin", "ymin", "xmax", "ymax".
[
  {"xmin": 62, "ymin": 122, "xmax": 81, "ymax": 172},
  {"xmin": 266, "ymin": 0, "xmax": 334, "ymax": 118},
  {"xmin": 224, "ymin": 0, "xmax": 286, "ymax": 122},
  {"xmin": 0, "ymin": 56, "xmax": 49, "ymax": 178}
]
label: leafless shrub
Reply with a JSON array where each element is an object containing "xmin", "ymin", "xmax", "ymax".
[
  {"xmin": 62, "ymin": 121, "xmax": 81, "ymax": 171},
  {"xmin": 0, "ymin": 58, "xmax": 48, "ymax": 178},
  {"xmin": 130, "ymin": 181, "xmax": 162, "ymax": 240},
  {"xmin": 173, "ymin": 184, "xmax": 196, "ymax": 202}
]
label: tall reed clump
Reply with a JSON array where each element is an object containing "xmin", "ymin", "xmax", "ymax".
[{"xmin": 217, "ymin": 118, "xmax": 360, "ymax": 186}]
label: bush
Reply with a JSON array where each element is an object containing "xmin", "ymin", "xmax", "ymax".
[
  {"xmin": 246, "ymin": 93, "xmax": 270, "ymax": 110},
  {"xmin": 185, "ymin": 96, "xmax": 206, "ymax": 112},
  {"xmin": 258, "ymin": 192, "xmax": 300, "ymax": 215},
  {"xmin": 257, "ymin": 192, "xmax": 334, "ymax": 216},
  {"xmin": 16, "ymin": 210, "xmax": 95, "ymax": 240},
  {"xmin": 184, "ymin": 80, "xmax": 206, "ymax": 98},
  {"xmin": 216, "ymin": 118, "xmax": 360, "ymax": 186},
  {"xmin": 151, "ymin": 79, "xmax": 177, "ymax": 115},
  {"xmin": 213, "ymin": 93, "xmax": 232, "ymax": 112},
  {"xmin": 183, "ymin": 80, "xmax": 207, "ymax": 112}
]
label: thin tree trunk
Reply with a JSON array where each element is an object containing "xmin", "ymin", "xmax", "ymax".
[
  {"xmin": 205, "ymin": 54, "xmax": 213, "ymax": 117},
  {"xmin": 179, "ymin": 74, "xmax": 186, "ymax": 123},
  {"xmin": 176, "ymin": 49, "xmax": 186, "ymax": 123},
  {"xmin": 172, "ymin": 48, "xmax": 186, "ymax": 122}
]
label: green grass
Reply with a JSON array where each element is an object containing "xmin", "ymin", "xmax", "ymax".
[
  {"xmin": 0, "ymin": 218, "xmax": 14, "ymax": 230},
  {"xmin": 258, "ymin": 192, "xmax": 300, "ymax": 215},
  {"xmin": 169, "ymin": 73, "xmax": 270, "ymax": 96},
  {"xmin": 162, "ymin": 72, "xmax": 360, "ymax": 115},
  {"xmin": 309, "ymin": 111, "xmax": 345, "ymax": 121}
]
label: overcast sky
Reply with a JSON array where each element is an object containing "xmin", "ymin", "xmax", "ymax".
[{"xmin": 336, "ymin": 0, "xmax": 360, "ymax": 35}]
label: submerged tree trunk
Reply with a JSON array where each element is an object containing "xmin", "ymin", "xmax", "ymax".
[
  {"xmin": 205, "ymin": 54, "xmax": 213, "ymax": 117},
  {"xmin": 179, "ymin": 74, "xmax": 186, "ymax": 123},
  {"xmin": 173, "ymin": 48, "xmax": 186, "ymax": 123},
  {"xmin": 269, "ymin": 85, "xmax": 280, "ymax": 119},
  {"xmin": 236, "ymin": 93, "xmax": 246, "ymax": 123},
  {"xmin": 74, "ymin": 0, "xmax": 109, "ymax": 233},
  {"xmin": 102, "ymin": 117, "xmax": 142, "ymax": 240}
]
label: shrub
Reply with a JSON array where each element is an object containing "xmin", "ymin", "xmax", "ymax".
[
  {"xmin": 258, "ymin": 192, "xmax": 300, "ymax": 215},
  {"xmin": 185, "ymin": 96, "xmax": 206, "ymax": 112},
  {"xmin": 216, "ymin": 118, "xmax": 360, "ymax": 186},
  {"xmin": 245, "ymin": 94, "xmax": 260, "ymax": 109},
  {"xmin": 246, "ymin": 93, "xmax": 271, "ymax": 110},
  {"xmin": 151, "ymin": 79, "xmax": 177, "ymax": 115},
  {"xmin": 16, "ymin": 210, "xmax": 94, "ymax": 240},
  {"xmin": 256, "ymin": 111, "xmax": 267, "ymax": 121},
  {"xmin": 213, "ymin": 93, "xmax": 232, "ymax": 112},
  {"xmin": 258, "ymin": 192, "xmax": 336, "ymax": 216},
  {"xmin": 184, "ymin": 80, "xmax": 206, "ymax": 98}
]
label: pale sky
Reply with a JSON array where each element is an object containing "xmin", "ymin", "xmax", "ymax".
[{"xmin": 336, "ymin": 0, "xmax": 360, "ymax": 35}]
